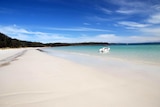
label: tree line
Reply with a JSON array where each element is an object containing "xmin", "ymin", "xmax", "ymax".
[
  {"xmin": 0, "ymin": 32, "xmax": 109, "ymax": 48},
  {"xmin": 0, "ymin": 32, "xmax": 45, "ymax": 48}
]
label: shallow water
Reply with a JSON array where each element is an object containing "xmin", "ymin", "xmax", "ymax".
[{"xmin": 43, "ymin": 44, "xmax": 160, "ymax": 65}]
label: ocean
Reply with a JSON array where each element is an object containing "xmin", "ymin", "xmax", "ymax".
[{"xmin": 43, "ymin": 44, "xmax": 160, "ymax": 66}]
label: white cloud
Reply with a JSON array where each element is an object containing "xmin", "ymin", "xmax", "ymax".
[
  {"xmin": 1, "ymin": 25, "xmax": 159, "ymax": 43},
  {"xmin": 34, "ymin": 34, "xmax": 71, "ymax": 43},
  {"xmin": 118, "ymin": 21, "xmax": 150, "ymax": 29},
  {"xmin": 0, "ymin": 25, "xmax": 110, "ymax": 43},
  {"xmin": 110, "ymin": 0, "xmax": 145, "ymax": 8},
  {"xmin": 0, "ymin": 25, "xmax": 68, "ymax": 43},
  {"xmin": 106, "ymin": 0, "xmax": 160, "ymax": 16},
  {"xmin": 64, "ymin": 34, "xmax": 122, "ymax": 43},
  {"xmin": 129, "ymin": 35, "xmax": 160, "ymax": 42},
  {"xmin": 0, "ymin": 25, "xmax": 29, "ymax": 34},
  {"xmin": 152, "ymin": 5, "xmax": 160, "ymax": 10},
  {"xmin": 77, "ymin": 33, "xmax": 160, "ymax": 43},
  {"xmin": 94, "ymin": 34, "xmax": 160, "ymax": 43},
  {"xmin": 116, "ymin": 9, "xmax": 139, "ymax": 14},
  {"xmin": 147, "ymin": 13, "xmax": 160, "ymax": 24},
  {"xmin": 117, "ymin": 20, "xmax": 160, "ymax": 42},
  {"xmin": 141, "ymin": 27, "xmax": 160, "ymax": 36},
  {"xmin": 46, "ymin": 27, "xmax": 109, "ymax": 32},
  {"xmin": 99, "ymin": 7, "xmax": 112, "ymax": 14},
  {"xmin": 95, "ymin": 34, "xmax": 122, "ymax": 43},
  {"xmin": 74, "ymin": 33, "xmax": 160, "ymax": 43}
]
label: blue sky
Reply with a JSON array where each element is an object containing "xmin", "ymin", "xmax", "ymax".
[{"xmin": 0, "ymin": 0, "xmax": 160, "ymax": 43}]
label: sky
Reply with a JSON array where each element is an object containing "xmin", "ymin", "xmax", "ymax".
[{"xmin": 0, "ymin": 0, "xmax": 160, "ymax": 43}]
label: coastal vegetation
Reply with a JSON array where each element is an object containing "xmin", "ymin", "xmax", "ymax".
[
  {"xmin": 1, "ymin": 32, "xmax": 159, "ymax": 48},
  {"xmin": 0, "ymin": 32, "xmax": 109, "ymax": 48},
  {"xmin": 0, "ymin": 32, "xmax": 45, "ymax": 48}
]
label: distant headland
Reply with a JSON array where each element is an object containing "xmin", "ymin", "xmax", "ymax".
[
  {"xmin": 0, "ymin": 32, "xmax": 159, "ymax": 48},
  {"xmin": 0, "ymin": 32, "xmax": 109, "ymax": 48}
]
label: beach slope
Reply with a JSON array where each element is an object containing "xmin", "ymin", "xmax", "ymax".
[{"xmin": 0, "ymin": 49, "xmax": 160, "ymax": 107}]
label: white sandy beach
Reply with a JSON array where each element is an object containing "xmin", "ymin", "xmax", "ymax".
[
  {"xmin": 0, "ymin": 48, "xmax": 26, "ymax": 67},
  {"xmin": 0, "ymin": 48, "xmax": 160, "ymax": 107}
]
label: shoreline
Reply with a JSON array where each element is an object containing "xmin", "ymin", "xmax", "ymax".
[
  {"xmin": 0, "ymin": 48, "xmax": 160, "ymax": 107},
  {"xmin": 44, "ymin": 46, "xmax": 160, "ymax": 66},
  {"xmin": 44, "ymin": 48, "xmax": 160, "ymax": 69}
]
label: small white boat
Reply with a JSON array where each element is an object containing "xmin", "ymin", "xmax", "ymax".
[{"xmin": 99, "ymin": 47, "xmax": 110, "ymax": 53}]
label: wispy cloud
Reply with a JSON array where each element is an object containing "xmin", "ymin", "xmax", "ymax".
[
  {"xmin": 128, "ymin": 35, "xmax": 160, "ymax": 42},
  {"xmin": 116, "ymin": 9, "xmax": 140, "ymax": 14},
  {"xmin": 88, "ymin": 16, "xmax": 109, "ymax": 21},
  {"xmin": 105, "ymin": 0, "xmax": 158, "ymax": 15},
  {"xmin": 118, "ymin": 21, "xmax": 150, "ymax": 29},
  {"xmin": 0, "ymin": 25, "xmax": 30, "ymax": 34},
  {"xmin": 80, "ymin": 34, "xmax": 160, "ymax": 43},
  {"xmin": 83, "ymin": 23, "xmax": 90, "ymax": 25},
  {"xmin": 0, "ymin": 25, "xmax": 110, "ymax": 43},
  {"xmin": 117, "ymin": 20, "xmax": 160, "ymax": 42},
  {"xmin": 88, "ymin": 15, "xmax": 125, "ymax": 22},
  {"xmin": 147, "ymin": 13, "xmax": 160, "ymax": 24},
  {"xmin": 140, "ymin": 27, "xmax": 160, "ymax": 36},
  {"xmin": 45, "ymin": 27, "xmax": 109, "ymax": 32},
  {"xmin": 95, "ymin": 34, "xmax": 122, "ymax": 43},
  {"xmin": 152, "ymin": 5, "xmax": 160, "ymax": 11},
  {"xmin": 98, "ymin": 7, "xmax": 112, "ymax": 14},
  {"xmin": 1, "ymin": 25, "xmax": 160, "ymax": 43},
  {"xmin": 108, "ymin": 0, "xmax": 145, "ymax": 7},
  {"xmin": 0, "ymin": 25, "xmax": 69, "ymax": 43}
]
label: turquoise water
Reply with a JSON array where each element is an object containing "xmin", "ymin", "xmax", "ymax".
[{"xmin": 44, "ymin": 44, "xmax": 160, "ymax": 65}]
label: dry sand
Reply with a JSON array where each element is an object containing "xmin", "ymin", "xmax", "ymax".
[
  {"xmin": 0, "ymin": 48, "xmax": 160, "ymax": 107},
  {"xmin": 0, "ymin": 48, "xmax": 26, "ymax": 67}
]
